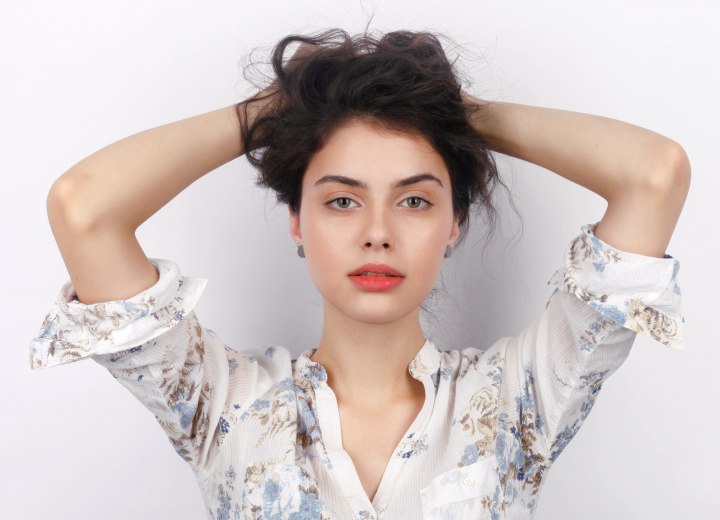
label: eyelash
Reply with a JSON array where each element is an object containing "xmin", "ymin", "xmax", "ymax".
[{"xmin": 325, "ymin": 196, "xmax": 433, "ymax": 212}]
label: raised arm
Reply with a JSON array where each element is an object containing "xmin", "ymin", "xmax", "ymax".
[
  {"xmin": 31, "ymin": 90, "xmax": 287, "ymax": 472},
  {"xmin": 461, "ymin": 93, "xmax": 691, "ymax": 258},
  {"xmin": 465, "ymin": 98, "xmax": 689, "ymax": 499},
  {"xmin": 46, "ymin": 104, "xmax": 247, "ymax": 304}
]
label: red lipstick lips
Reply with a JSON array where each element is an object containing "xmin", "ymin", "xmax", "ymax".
[
  {"xmin": 348, "ymin": 263, "xmax": 404, "ymax": 277},
  {"xmin": 348, "ymin": 263, "xmax": 405, "ymax": 291}
]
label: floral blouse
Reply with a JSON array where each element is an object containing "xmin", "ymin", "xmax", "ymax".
[{"xmin": 28, "ymin": 221, "xmax": 685, "ymax": 520}]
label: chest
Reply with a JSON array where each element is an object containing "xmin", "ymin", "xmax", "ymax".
[{"xmin": 338, "ymin": 396, "xmax": 425, "ymax": 502}]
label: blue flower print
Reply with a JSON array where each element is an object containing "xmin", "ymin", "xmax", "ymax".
[
  {"xmin": 460, "ymin": 443, "xmax": 479, "ymax": 465},
  {"xmin": 170, "ymin": 401, "xmax": 196, "ymax": 430},
  {"xmin": 219, "ymin": 416, "xmax": 230, "ymax": 434},
  {"xmin": 288, "ymin": 489, "xmax": 323, "ymax": 519},
  {"xmin": 263, "ymin": 479, "xmax": 282, "ymax": 518}
]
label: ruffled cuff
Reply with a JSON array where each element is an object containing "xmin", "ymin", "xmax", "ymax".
[
  {"xmin": 29, "ymin": 258, "xmax": 208, "ymax": 369},
  {"xmin": 547, "ymin": 221, "xmax": 685, "ymax": 351}
]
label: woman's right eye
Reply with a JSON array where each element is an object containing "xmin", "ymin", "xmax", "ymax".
[{"xmin": 325, "ymin": 197, "xmax": 357, "ymax": 211}]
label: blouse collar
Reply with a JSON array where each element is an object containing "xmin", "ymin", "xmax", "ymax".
[{"xmin": 293, "ymin": 338, "xmax": 443, "ymax": 390}]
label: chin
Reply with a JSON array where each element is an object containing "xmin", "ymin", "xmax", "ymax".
[
  {"xmin": 343, "ymin": 312, "xmax": 410, "ymax": 326},
  {"xmin": 329, "ymin": 297, "xmax": 422, "ymax": 324}
]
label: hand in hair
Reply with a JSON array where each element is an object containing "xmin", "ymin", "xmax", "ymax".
[{"xmin": 239, "ymin": 41, "xmax": 321, "ymax": 145}]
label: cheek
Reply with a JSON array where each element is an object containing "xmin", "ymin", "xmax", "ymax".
[
  {"xmin": 411, "ymin": 224, "xmax": 451, "ymax": 277},
  {"xmin": 300, "ymin": 220, "xmax": 346, "ymax": 283},
  {"xmin": 303, "ymin": 221, "xmax": 352, "ymax": 263},
  {"xmin": 414, "ymin": 246, "xmax": 445, "ymax": 284},
  {"xmin": 407, "ymin": 219, "xmax": 452, "ymax": 250}
]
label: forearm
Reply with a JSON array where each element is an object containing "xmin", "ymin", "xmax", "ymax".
[
  {"xmin": 465, "ymin": 94, "xmax": 686, "ymax": 201},
  {"xmin": 50, "ymin": 104, "xmax": 244, "ymax": 231}
]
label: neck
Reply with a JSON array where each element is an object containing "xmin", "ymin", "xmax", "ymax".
[{"xmin": 310, "ymin": 302, "xmax": 427, "ymax": 406}]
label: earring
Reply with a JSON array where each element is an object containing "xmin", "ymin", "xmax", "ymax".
[
  {"xmin": 444, "ymin": 245, "xmax": 453, "ymax": 258},
  {"xmin": 296, "ymin": 242, "xmax": 305, "ymax": 258}
]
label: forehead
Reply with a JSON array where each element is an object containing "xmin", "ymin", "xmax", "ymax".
[{"xmin": 304, "ymin": 119, "xmax": 449, "ymax": 187}]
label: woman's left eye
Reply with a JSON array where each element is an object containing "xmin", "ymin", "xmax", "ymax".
[
  {"xmin": 325, "ymin": 196, "xmax": 432, "ymax": 212},
  {"xmin": 401, "ymin": 196, "xmax": 432, "ymax": 210}
]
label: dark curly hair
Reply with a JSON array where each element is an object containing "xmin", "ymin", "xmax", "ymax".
[{"xmin": 236, "ymin": 27, "xmax": 516, "ymax": 252}]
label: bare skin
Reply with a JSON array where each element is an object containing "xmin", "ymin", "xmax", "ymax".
[
  {"xmin": 460, "ymin": 92, "xmax": 690, "ymax": 258},
  {"xmin": 339, "ymin": 386, "xmax": 425, "ymax": 502}
]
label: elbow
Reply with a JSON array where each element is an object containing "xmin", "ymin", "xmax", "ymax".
[
  {"xmin": 646, "ymin": 140, "xmax": 692, "ymax": 194},
  {"xmin": 47, "ymin": 172, "xmax": 97, "ymax": 233}
]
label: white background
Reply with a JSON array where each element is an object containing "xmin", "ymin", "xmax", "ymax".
[{"xmin": 3, "ymin": 1, "xmax": 717, "ymax": 518}]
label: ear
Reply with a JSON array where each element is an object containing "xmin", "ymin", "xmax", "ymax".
[
  {"xmin": 449, "ymin": 216, "xmax": 460, "ymax": 247},
  {"xmin": 289, "ymin": 205, "xmax": 302, "ymax": 243}
]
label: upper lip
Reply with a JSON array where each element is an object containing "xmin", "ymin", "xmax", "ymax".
[{"xmin": 349, "ymin": 263, "xmax": 404, "ymax": 277}]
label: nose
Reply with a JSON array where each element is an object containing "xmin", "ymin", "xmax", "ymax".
[
  {"xmin": 364, "ymin": 240, "xmax": 391, "ymax": 251},
  {"xmin": 362, "ymin": 206, "xmax": 393, "ymax": 252}
]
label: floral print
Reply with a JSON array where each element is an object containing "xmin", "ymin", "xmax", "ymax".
[
  {"xmin": 547, "ymin": 221, "xmax": 684, "ymax": 349},
  {"xmin": 29, "ymin": 221, "xmax": 685, "ymax": 519}
]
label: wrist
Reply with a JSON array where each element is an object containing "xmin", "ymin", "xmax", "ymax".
[{"xmin": 463, "ymin": 94, "xmax": 512, "ymax": 155}]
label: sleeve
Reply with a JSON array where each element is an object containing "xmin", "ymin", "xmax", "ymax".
[
  {"xmin": 499, "ymin": 221, "xmax": 685, "ymax": 466},
  {"xmin": 28, "ymin": 258, "xmax": 232, "ymax": 472}
]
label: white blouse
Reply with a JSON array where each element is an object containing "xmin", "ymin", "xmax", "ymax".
[{"xmin": 28, "ymin": 221, "xmax": 685, "ymax": 519}]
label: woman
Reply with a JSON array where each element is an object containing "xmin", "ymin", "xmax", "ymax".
[{"xmin": 29, "ymin": 28, "xmax": 688, "ymax": 519}]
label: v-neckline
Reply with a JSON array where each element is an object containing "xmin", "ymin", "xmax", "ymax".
[{"xmin": 295, "ymin": 339, "xmax": 443, "ymax": 516}]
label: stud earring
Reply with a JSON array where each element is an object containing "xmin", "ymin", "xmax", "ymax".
[
  {"xmin": 444, "ymin": 245, "xmax": 453, "ymax": 258},
  {"xmin": 296, "ymin": 242, "xmax": 305, "ymax": 258}
]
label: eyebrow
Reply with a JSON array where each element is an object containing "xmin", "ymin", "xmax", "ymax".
[{"xmin": 313, "ymin": 173, "xmax": 444, "ymax": 190}]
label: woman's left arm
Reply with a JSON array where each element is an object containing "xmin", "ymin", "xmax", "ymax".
[{"xmin": 462, "ymin": 93, "xmax": 691, "ymax": 258}]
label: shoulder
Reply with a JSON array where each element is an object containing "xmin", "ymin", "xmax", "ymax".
[
  {"xmin": 222, "ymin": 342, "xmax": 294, "ymax": 382},
  {"xmin": 439, "ymin": 338, "xmax": 509, "ymax": 381}
]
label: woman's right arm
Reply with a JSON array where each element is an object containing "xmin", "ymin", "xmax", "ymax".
[
  {"xmin": 47, "ymin": 104, "xmax": 246, "ymax": 304},
  {"xmin": 32, "ymin": 97, "xmax": 290, "ymax": 474}
]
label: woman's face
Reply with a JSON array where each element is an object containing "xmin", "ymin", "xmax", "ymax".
[{"xmin": 289, "ymin": 118, "xmax": 460, "ymax": 325}]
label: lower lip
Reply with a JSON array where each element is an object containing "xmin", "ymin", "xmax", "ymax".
[{"xmin": 349, "ymin": 275, "xmax": 404, "ymax": 291}]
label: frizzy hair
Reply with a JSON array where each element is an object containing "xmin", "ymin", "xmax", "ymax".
[{"xmin": 235, "ymin": 27, "xmax": 516, "ymax": 251}]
